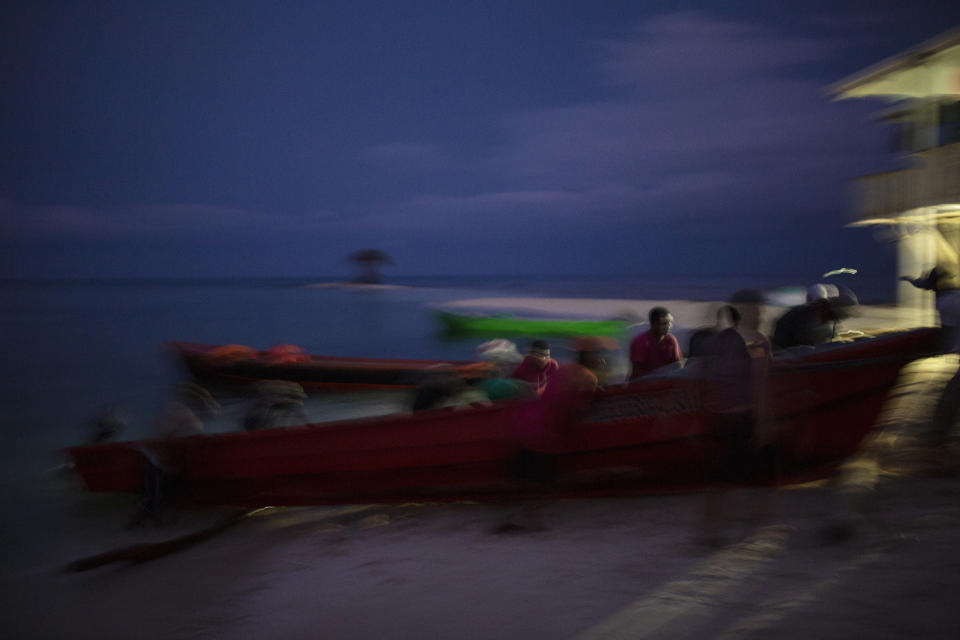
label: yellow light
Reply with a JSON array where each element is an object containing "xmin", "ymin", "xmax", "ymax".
[{"xmin": 823, "ymin": 268, "xmax": 858, "ymax": 277}]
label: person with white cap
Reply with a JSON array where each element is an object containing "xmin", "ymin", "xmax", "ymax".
[
  {"xmin": 474, "ymin": 339, "xmax": 537, "ymax": 402},
  {"xmin": 772, "ymin": 283, "xmax": 855, "ymax": 350}
]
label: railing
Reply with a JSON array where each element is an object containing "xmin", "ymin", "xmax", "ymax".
[{"xmin": 854, "ymin": 141, "xmax": 960, "ymax": 220}]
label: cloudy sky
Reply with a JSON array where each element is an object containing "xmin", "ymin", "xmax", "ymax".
[{"xmin": 2, "ymin": 1, "xmax": 959, "ymax": 279}]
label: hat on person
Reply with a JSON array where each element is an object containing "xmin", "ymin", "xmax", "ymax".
[
  {"xmin": 476, "ymin": 339, "xmax": 523, "ymax": 364},
  {"xmin": 806, "ymin": 284, "xmax": 828, "ymax": 302},
  {"xmin": 530, "ymin": 339, "xmax": 550, "ymax": 356}
]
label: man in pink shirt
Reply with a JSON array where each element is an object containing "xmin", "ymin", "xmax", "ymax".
[{"xmin": 629, "ymin": 306, "xmax": 682, "ymax": 380}]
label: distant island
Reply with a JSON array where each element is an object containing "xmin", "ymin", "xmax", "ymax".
[{"xmin": 305, "ymin": 281, "xmax": 410, "ymax": 290}]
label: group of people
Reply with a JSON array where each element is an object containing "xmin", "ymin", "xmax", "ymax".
[
  {"xmin": 626, "ymin": 283, "xmax": 862, "ymax": 384},
  {"xmin": 771, "ymin": 284, "xmax": 858, "ymax": 351},
  {"xmin": 412, "ymin": 338, "xmax": 567, "ymax": 411},
  {"xmin": 110, "ymin": 271, "xmax": 960, "ymax": 533},
  {"xmin": 491, "ymin": 291, "xmax": 776, "ymax": 535}
]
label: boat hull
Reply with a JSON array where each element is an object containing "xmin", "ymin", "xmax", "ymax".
[
  {"xmin": 169, "ymin": 341, "xmax": 494, "ymax": 391},
  {"xmin": 70, "ymin": 329, "xmax": 942, "ymax": 505},
  {"xmin": 436, "ymin": 310, "xmax": 628, "ymax": 337}
]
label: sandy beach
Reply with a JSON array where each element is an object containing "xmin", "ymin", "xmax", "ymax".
[{"xmin": 4, "ymin": 295, "xmax": 958, "ymax": 639}]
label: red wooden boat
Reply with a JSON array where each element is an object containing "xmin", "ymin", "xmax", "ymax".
[
  {"xmin": 71, "ymin": 329, "xmax": 941, "ymax": 505},
  {"xmin": 168, "ymin": 341, "xmax": 496, "ymax": 391}
]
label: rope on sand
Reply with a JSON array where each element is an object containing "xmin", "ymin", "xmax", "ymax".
[
  {"xmin": 64, "ymin": 507, "xmax": 267, "ymax": 572},
  {"xmin": 63, "ymin": 504, "xmax": 389, "ymax": 573}
]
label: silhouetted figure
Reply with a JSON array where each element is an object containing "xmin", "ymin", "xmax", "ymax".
[
  {"xmin": 902, "ymin": 266, "xmax": 960, "ymax": 352},
  {"xmin": 411, "ymin": 346, "xmax": 508, "ymax": 411},
  {"xmin": 700, "ymin": 289, "xmax": 774, "ymax": 546},
  {"xmin": 688, "ymin": 305, "xmax": 740, "ymax": 358},
  {"xmin": 903, "ymin": 267, "xmax": 960, "ymax": 447},
  {"xmin": 411, "ymin": 365, "xmax": 470, "ymax": 411},
  {"xmin": 773, "ymin": 284, "xmax": 858, "ymax": 350},
  {"xmin": 129, "ymin": 382, "xmax": 220, "ymax": 528}
]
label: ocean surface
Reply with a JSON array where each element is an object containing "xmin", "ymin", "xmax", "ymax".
[{"xmin": 0, "ymin": 273, "xmax": 894, "ymax": 574}]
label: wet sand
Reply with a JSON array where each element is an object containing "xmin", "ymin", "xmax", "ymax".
[{"xmin": 4, "ymin": 299, "xmax": 958, "ymax": 639}]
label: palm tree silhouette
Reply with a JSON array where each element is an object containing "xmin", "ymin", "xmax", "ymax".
[{"xmin": 348, "ymin": 249, "xmax": 394, "ymax": 284}]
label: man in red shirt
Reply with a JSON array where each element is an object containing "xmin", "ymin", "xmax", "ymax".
[
  {"xmin": 510, "ymin": 340, "xmax": 560, "ymax": 394},
  {"xmin": 509, "ymin": 335, "xmax": 611, "ymax": 498},
  {"xmin": 629, "ymin": 306, "xmax": 682, "ymax": 380}
]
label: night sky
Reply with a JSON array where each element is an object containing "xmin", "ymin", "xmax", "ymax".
[{"xmin": 3, "ymin": 1, "xmax": 959, "ymax": 279}]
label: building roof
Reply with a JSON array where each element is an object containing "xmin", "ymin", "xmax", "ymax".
[{"xmin": 828, "ymin": 26, "xmax": 960, "ymax": 101}]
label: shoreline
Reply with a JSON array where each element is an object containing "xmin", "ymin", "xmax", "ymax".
[{"xmin": 304, "ymin": 281, "xmax": 412, "ymax": 290}]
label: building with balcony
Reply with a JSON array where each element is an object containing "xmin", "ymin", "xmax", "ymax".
[{"xmin": 829, "ymin": 27, "xmax": 960, "ymax": 322}]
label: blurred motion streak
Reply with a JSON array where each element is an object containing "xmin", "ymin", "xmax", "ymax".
[{"xmin": 829, "ymin": 27, "xmax": 960, "ymax": 326}]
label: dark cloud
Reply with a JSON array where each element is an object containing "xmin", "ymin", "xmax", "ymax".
[
  {"xmin": 0, "ymin": 200, "xmax": 338, "ymax": 239},
  {"xmin": 382, "ymin": 12, "xmax": 885, "ymax": 239},
  {"xmin": 1, "ymin": 4, "xmax": 954, "ymax": 277}
]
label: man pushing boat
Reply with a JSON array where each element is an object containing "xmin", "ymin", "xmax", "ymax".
[
  {"xmin": 495, "ymin": 336, "xmax": 613, "ymax": 532},
  {"xmin": 514, "ymin": 338, "xmax": 611, "ymax": 478}
]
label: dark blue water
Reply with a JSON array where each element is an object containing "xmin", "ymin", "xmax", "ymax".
[
  {"xmin": 0, "ymin": 274, "xmax": 893, "ymax": 574},
  {"xmin": 0, "ymin": 278, "xmax": 478, "ymax": 573},
  {"xmin": 0, "ymin": 279, "xmax": 480, "ymax": 463}
]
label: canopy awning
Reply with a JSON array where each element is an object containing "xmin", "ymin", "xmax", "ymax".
[
  {"xmin": 828, "ymin": 27, "xmax": 960, "ymax": 101},
  {"xmin": 847, "ymin": 204, "xmax": 960, "ymax": 226}
]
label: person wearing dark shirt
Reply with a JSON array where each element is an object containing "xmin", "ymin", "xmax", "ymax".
[
  {"xmin": 772, "ymin": 285, "xmax": 836, "ymax": 350},
  {"xmin": 902, "ymin": 266, "xmax": 960, "ymax": 352},
  {"xmin": 700, "ymin": 289, "xmax": 774, "ymax": 546},
  {"xmin": 773, "ymin": 284, "xmax": 859, "ymax": 350},
  {"xmin": 629, "ymin": 306, "xmax": 682, "ymax": 380},
  {"xmin": 688, "ymin": 305, "xmax": 740, "ymax": 358}
]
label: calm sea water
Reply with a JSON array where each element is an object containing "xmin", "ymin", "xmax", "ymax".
[{"xmin": 0, "ymin": 274, "xmax": 893, "ymax": 573}]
